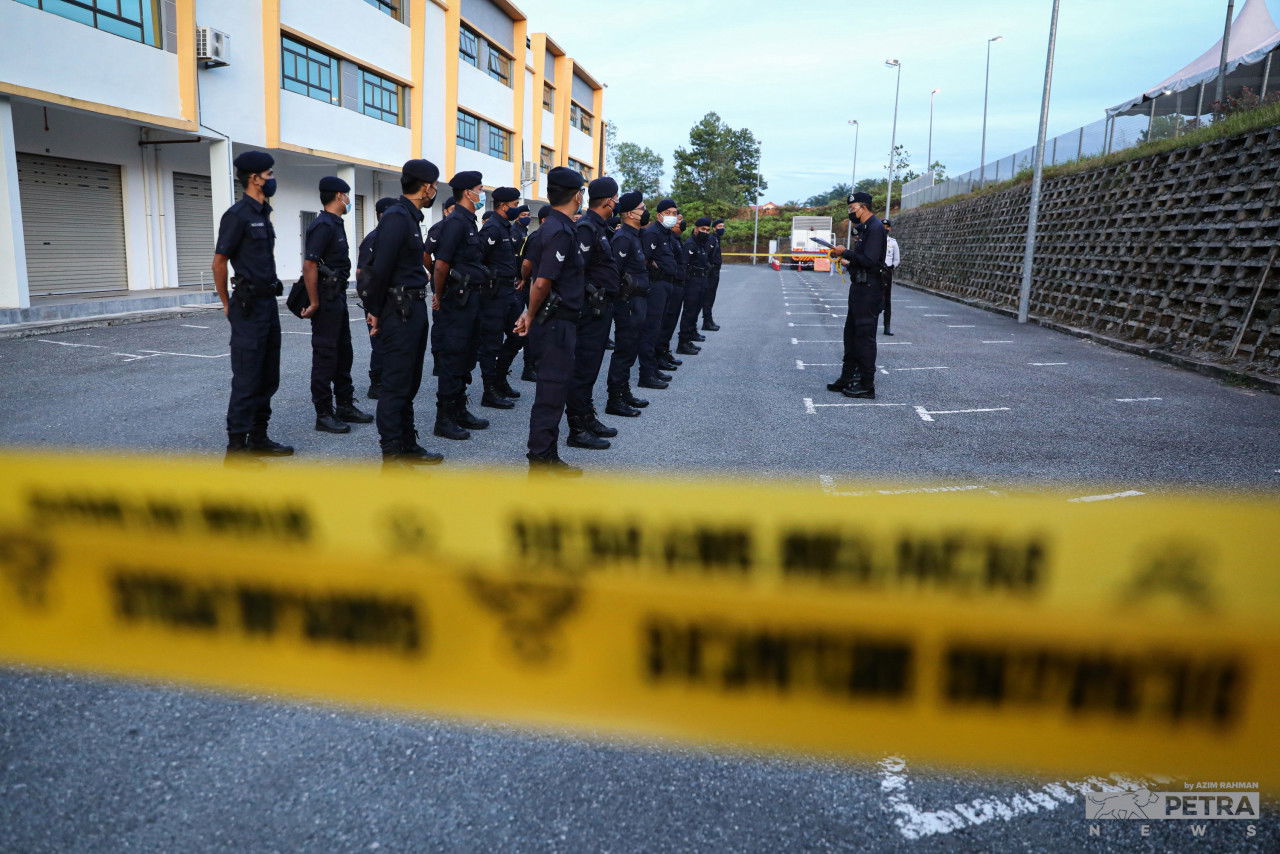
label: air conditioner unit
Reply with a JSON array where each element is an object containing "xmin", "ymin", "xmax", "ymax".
[
  {"xmin": 197, "ymin": 27, "xmax": 230, "ymax": 68},
  {"xmin": 521, "ymin": 161, "xmax": 538, "ymax": 185}
]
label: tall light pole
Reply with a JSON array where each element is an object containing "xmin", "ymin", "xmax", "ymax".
[
  {"xmin": 979, "ymin": 35, "xmax": 1003, "ymax": 184},
  {"xmin": 885, "ymin": 59, "xmax": 902, "ymax": 213},
  {"xmin": 751, "ymin": 171, "xmax": 761, "ymax": 265},
  {"xmin": 1018, "ymin": 0, "xmax": 1060, "ymax": 324},
  {"xmin": 1216, "ymin": 0, "xmax": 1235, "ymax": 105},
  {"xmin": 846, "ymin": 119, "xmax": 859, "ymax": 246},
  {"xmin": 927, "ymin": 88, "xmax": 940, "ymax": 174}
]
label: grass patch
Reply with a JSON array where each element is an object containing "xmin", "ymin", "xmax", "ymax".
[{"xmin": 911, "ymin": 101, "xmax": 1280, "ymax": 212}]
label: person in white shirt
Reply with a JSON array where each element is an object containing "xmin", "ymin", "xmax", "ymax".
[{"xmin": 882, "ymin": 219, "xmax": 901, "ymax": 336}]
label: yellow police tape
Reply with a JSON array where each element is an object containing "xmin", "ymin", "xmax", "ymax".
[{"xmin": 0, "ymin": 450, "xmax": 1277, "ymax": 784}]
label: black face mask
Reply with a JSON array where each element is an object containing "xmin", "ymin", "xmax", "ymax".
[
  {"xmin": 422, "ymin": 191, "xmax": 436, "ymax": 209},
  {"xmin": 505, "ymin": 208, "xmax": 520, "ymax": 221},
  {"xmin": 694, "ymin": 231, "xmax": 708, "ymax": 241},
  {"xmin": 715, "ymin": 228, "xmax": 725, "ymax": 237}
]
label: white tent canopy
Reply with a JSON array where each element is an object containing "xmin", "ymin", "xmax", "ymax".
[{"xmin": 1108, "ymin": 0, "xmax": 1280, "ymax": 117}]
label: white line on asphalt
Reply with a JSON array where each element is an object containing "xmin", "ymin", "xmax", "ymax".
[
  {"xmin": 281, "ymin": 330, "xmax": 310, "ymax": 335},
  {"xmin": 791, "ymin": 339, "xmax": 842, "ymax": 344},
  {"xmin": 795, "ymin": 359, "xmax": 805, "ymax": 370},
  {"xmin": 922, "ymin": 314, "xmax": 950, "ymax": 317},
  {"xmin": 787, "ymin": 323, "xmax": 836, "ymax": 327},
  {"xmin": 137, "ymin": 350, "xmax": 230, "ymax": 359},
  {"xmin": 113, "ymin": 353, "xmax": 153, "ymax": 362},
  {"xmin": 785, "ymin": 312, "xmax": 830, "ymax": 315},
  {"xmin": 1030, "ymin": 362, "xmax": 1068, "ymax": 366},
  {"xmin": 946, "ymin": 325, "xmax": 976, "ymax": 328},
  {"xmin": 981, "ymin": 340, "xmax": 1015, "ymax": 344},
  {"xmin": 1115, "ymin": 397, "xmax": 1162, "ymax": 402},
  {"xmin": 809, "ymin": 402, "xmax": 908, "ymax": 410},
  {"xmin": 803, "ymin": 397, "xmax": 817, "ymax": 414},
  {"xmin": 877, "ymin": 341, "xmax": 912, "ymax": 345},
  {"xmin": 893, "ymin": 366, "xmax": 950, "ymax": 371},
  {"xmin": 180, "ymin": 324, "xmax": 210, "ymax": 329},
  {"xmin": 1068, "ymin": 490, "xmax": 1145, "ymax": 503},
  {"xmin": 914, "ymin": 406, "xmax": 1011, "ymax": 422},
  {"xmin": 37, "ymin": 340, "xmax": 106, "ymax": 348}
]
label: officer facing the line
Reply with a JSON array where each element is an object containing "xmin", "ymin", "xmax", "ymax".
[
  {"xmin": 363, "ymin": 158, "xmax": 443, "ymax": 465},
  {"xmin": 356, "ymin": 195, "xmax": 398, "ymax": 400},
  {"xmin": 827, "ymin": 191, "xmax": 886, "ymax": 399},
  {"xmin": 477, "ymin": 186, "xmax": 524, "ymax": 407},
  {"xmin": 701, "ymin": 218, "xmax": 725, "ymax": 331},
  {"xmin": 304, "ymin": 176, "xmax": 372, "ymax": 434},
  {"xmin": 678, "ymin": 217, "xmax": 713, "ymax": 352},
  {"xmin": 605, "ymin": 191, "xmax": 651, "ymax": 416},
  {"xmin": 514, "ymin": 166, "xmax": 587, "ymax": 474},
  {"xmin": 213, "ymin": 149, "xmax": 291, "ymax": 459},
  {"xmin": 639, "ymin": 199, "xmax": 680, "ymax": 388}
]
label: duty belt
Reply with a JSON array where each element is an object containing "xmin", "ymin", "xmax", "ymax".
[
  {"xmin": 231, "ymin": 280, "xmax": 281, "ymax": 299},
  {"xmin": 389, "ymin": 287, "xmax": 427, "ymax": 301}
]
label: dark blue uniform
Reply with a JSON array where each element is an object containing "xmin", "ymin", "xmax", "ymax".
[
  {"xmin": 606, "ymin": 223, "xmax": 649, "ymax": 392},
  {"xmin": 215, "ymin": 195, "xmax": 281, "ymax": 437},
  {"xmin": 478, "ymin": 212, "xmax": 520, "ymax": 388},
  {"xmin": 432, "ymin": 207, "xmax": 486, "ymax": 404},
  {"xmin": 639, "ymin": 222, "xmax": 677, "ymax": 380},
  {"xmin": 679, "ymin": 232, "xmax": 712, "ymax": 343},
  {"xmin": 526, "ymin": 209, "xmax": 585, "ymax": 459},
  {"xmin": 304, "ymin": 210, "xmax": 354, "ymax": 415},
  {"xmin": 366, "ymin": 196, "xmax": 430, "ymax": 452},
  {"xmin": 701, "ymin": 230, "xmax": 723, "ymax": 328},
  {"xmin": 568, "ymin": 209, "xmax": 618, "ymax": 418},
  {"xmin": 834, "ymin": 216, "xmax": 887, "ymax": 389},
  {"xmin": 660, "ymin": 229, "xmax": 687, "ymax": 354},
  {"xmin": 356, "ymin": 229, "xmax": 383, "ymax": 392}
]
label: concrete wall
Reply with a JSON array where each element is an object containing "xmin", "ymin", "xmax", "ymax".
[
  {"xmin": 281, "ymin": 0, "xmax": 412, "ymax": 82},
  {"xmin": 457, "ymin": 63, "xmax": 513, "ymax": 129},
  {"xmin": 894, "ymin": 122, "xmax": 1280, "ymax": 376},
  {"xmin": 569, "ymin": 126, "xmax": 593, "ymax": 165},
  {"xmin": 196, "ymin": 0, "xmax": 268, "ymax": 146},
  {"xmin": 279, "ymin": 90, "xmax": 411, "ymax": 165}
]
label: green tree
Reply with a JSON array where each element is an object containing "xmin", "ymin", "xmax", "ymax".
[
  {"xmin": 804, "ymin": 182, "xmax": 852, "ymax": 207},
  {"xmin": 671, "ymin": 111, "xmax": 766, "ymax": 212},
  {"xmin": 611, "ymin": 141, "xmax": 665, "ymax": 199}
]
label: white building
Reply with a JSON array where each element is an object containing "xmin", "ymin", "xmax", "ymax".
[{"xmin": 0, "ymin": 0, "xmax": 606, "ymax": 311}]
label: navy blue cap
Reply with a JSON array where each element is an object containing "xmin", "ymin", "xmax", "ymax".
[
  {"xmin": 616, "ymin": 191, "xmax": 643, "ymax": 213},
  {"xmin": 849, "ymin": 191, "xmax": 874, "ymax": 206},
  {"xmin": 441, "ymin": 196, "xmax": 456, "ymax": 210},
  {"xmin": 448, "ymin": 170, "xmax": 483, "ymax": 191},
  {"xmin": 656, "ymin": 198, "xmax": 677, "ymax": 213},
  {"xmin": 588, "ymin": 176, "xmax": 619, "ymax": 199},
  {"xmin": 402, "ymin": 159, "xmax": 440, "ymax": 184},
  {"xmin": 546, "ymin": 166, "xmax": 584, "ymax": 191},
  {"xmin": 713, "ymin": 219, "xmax": 725, "ymax": 226},
  {"xmin": 695, "ymin": 216, "xmax": 712, "ymax": 227},
  {"xmin": 233, "ymin": 150, "xmax": 273, "ymax": 173},
  {"xmin": 516, "ymin": 204, "xmax": 530, "ymax": 215},
  {"xmin": 319, "ymin": 176, "xmax": 350, "ymax": 193},
  {"xmin": 491, "ymin": 186, "xmax": 520, "ymax": 204},
  {"xmin": 882, "ymin": 219, "xmax": 893, "ymax": 227},
  {"xmin": 537, "ymin": 206, "xmax": 552, "ymax": 222},
  {"xmin": 374, "ymin": 196, "xmax": 397, "ymax": 215},
  {"xmin": 481, "ymin": 210, "xmax": 494, "ymax": 221}
]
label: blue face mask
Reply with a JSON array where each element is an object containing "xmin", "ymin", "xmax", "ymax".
[
  {"xmin": 518, "ymin": 216, "xmax": 531, "ymax": 226},
  {"xmin": 506, "ymin": 208, "xmax": 520, "ymax": 221},
  {"xmin": 262, "ymin": 178, "xmax": 277, "ymax": 197}
]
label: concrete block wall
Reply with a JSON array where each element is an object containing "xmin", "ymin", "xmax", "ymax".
[{"xmin": 894, "ymin": 122, "xmax": 1280, "ymax": 376}]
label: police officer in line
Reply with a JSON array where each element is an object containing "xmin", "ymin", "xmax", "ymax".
[
  {"xmin": 513, "ymin": 166, "xmax": 587, "ymax": 474},
  {"xmin": 424, "ymin": 195, "xmax": 455, "ymax": 384},
  {"xmin": 431, "ymin": 172, "xmax": 490, "ymax": 440},
  {"xmin": 660, "ymin": 213, "xmax": 691, "ymax": 361},
  {"xmin": 700, "ymin": 218, "xmax": 725, "ymax": 331},
  {"xmin": 882, "ymin": 219, "xmax": 901, "ymax": 337},
  {"xmin": 826, "ymin": 190, "xmax": 886, "ymax": 400},
  {"xmin": 605, "ymin": 191, "xmax": 651, "ymax": 416},
  {"xmin": 677, "ymin": 217, "xmax": 714, "ymax": 353},
  {"xmin": 639, "ymin": 199, "xmax": 680, "ymax": 388},
  {"xmin": 477, "ymin": 186, "xmax": 524, "ymax": 408},
  {"xmin": 511, "ymin": 204, "xmax": 531, "ymax": 245},
  {"xmin": 565, "ymin": 176, "xmax": 622, "ymax": 450},
  {"xmin": 303, "ymin": 176, "xmax": 373, "ymax": 434},
  {"xmin": 213, "ymin": 150, "xmax": 292, "ymax": 459},
  {"xmin": 356, "ymin": 196, "xmax": 398, "ymax": 400},
  {"xmin": 363, "ymin": 158, "xmax": 443, "ymax": 465},
  {"xmin": 506, "ymin": 205, "xmax": 554, "ymax": 385}
]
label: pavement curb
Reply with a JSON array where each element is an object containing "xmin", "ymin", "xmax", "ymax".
[
  {"xmin": 897, "ymin": 278, "xmax": 1280, "ymax": 396},
  {"xmin": 0, "ymin": 304, "xmax": 233, "ymax": 341}
]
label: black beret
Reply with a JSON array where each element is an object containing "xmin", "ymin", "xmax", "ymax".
[
  {"xmin": 233, "ymin": 150, "xmax": 273, "ymax": 173},
  {"xmin": 639, "ymin": 209, "xmax": 651, "ymax": 227},
  {"xmin": 481, "ymin": 210, "xmax": 494, "ymax": 221},
  {"xmin": 491, "ymin": 186, "xmax": 520, "ymax": 204},
  {"xmin": 319, "ymin": 176, "xmax": 350, "ymax": 193},
  {"xmin": 537, "ymin": 206, "xmax": 552, "ymax": 222},
  {"xmin": 516, "ymin": 204, "xmax": 530, "ymax": 215},
  {"xmin": 713, "ymin": 219, "xmax": 725, "ymax": 226},
  {"xmin": 616, "ymin": 191, "xmax": 643, "ymax": 213},
  {"xmin": 441, "ymin": 197, "xmax": 456, "ymax": 209},
  {"xmin": 546, "ymin": 166, "xmax": 584, "ymax": 190},
  {"xmin": 402, "ymin": 158, "xmax": 440, "ymax": 184},
  {"xmin": 448, "ymin": 170, "xmax": 483, "ymax": 191},
  {"xmin": 849, "ymin": 191, "xmax": 874, "ymax": 206},
  {"xmin": 695, "ymin": 217, "xmax": 712, "ymax": 227},
  {"xmin": 882, "ymin": 219, "xmax": 893, "ymax": 227},
  {"xmin": 374, "ymin": 196, "xmax": 397, "ymax": 215},
  {"xmin": 588, "ymin": 176, "xmax": 619, "ymax": 199},
  {"xmin": 656, "ymin": 198, "xmax": 677, "ymax": 213}
]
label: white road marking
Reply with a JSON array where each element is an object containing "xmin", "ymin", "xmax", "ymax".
[
  {"xmin": 37, "ymin": 340, "xmax": 106, "ymax": 348},
  {"xmin": 821, "ymin": 477, "xmax": 988, "ymax": 497},
  {"xmin": 785, "ymin": 312, "xmax": 830, "ymax": 315},
  {"xmin": 922, "ymin": 314, "xmax": 951, "ymax": 317},
  {"xmin": 180, "ymin": 324, "xmax": 210, "ymax": 329},
  {"xmin": 787, "ymin": 323, "xmax": 835, "ymax": 327},
  {"xmin": 893, "ymin": 366, "xmax": 949, "ymax": 371},
  {"xmin": 877, "ymin": 341, "xmax": 912, "ymax": 345},
  {"xmin": 946, "ymin": 325, "xmax": 976, "ymax": 328},
  {"xmin": 1029, "ymin": 362, "xmax": 1068, "ymax": 366},
  {"xmin": 802, "ymin": 397, "xmax": 817, "ymax": 414},
  {"xmin": 1115, "ymin": 397, "xmax": 1162, "ymax": 402},
  {"xmin": 137, "ymin": 350, "xmax": 230, "ymax": 359},
  {"xmin": 915, "ymin": 406, "xmax": 1011, "ymax": 422},
  {"xmin": 981, "ymin": 340, "xmax": 1015, "ymax": 344},
  {"xmin": 795, "ymin": 359, "xmax": 805, "ymax": 370},
  {"xmin": 795, "ymin": 361, "xmax": 842, "ymax": 370},
  {"xmin": 791, "ymin": 338, "xmax": 842, "ymax": 344},
  {"xmin": 1068, "ymin": 490, "xmax": 1145, "ymax": 503},
  {"xmin": 808, "ymin": 402, "xmax": 908, "ymax": 411}
]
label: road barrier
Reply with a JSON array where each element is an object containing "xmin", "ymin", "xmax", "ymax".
[{"xmin": 0, "ymin": 451, "xmax": 1276, "ymax": 784}]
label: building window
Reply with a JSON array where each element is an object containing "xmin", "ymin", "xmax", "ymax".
[
  {"xmin": 542, "ymin": 83, "xmax": 554, "ymax": 112},
  {"xmin": 282, "ymin": 36, "xmax": 340, "ymax": 104},
  {"xmin": 16, "ymin": 0, "xmax": 161, "ymax": 47},
  {"xmin": 360, "ymin": 69, "xmax": 403, "ymax": 125},
  {"xmin": 539, "ymin": 147, "xmax": 553, "ymax": 173},
  {"xmin": 457, "ymin": 111, "xmax": 480, "ymax": 151},
  {"xmin": 459, "ymin": 25, "xmax": 480, "ymax": 68},
  {"xmin": 362, "ymin": 0, "xmax": 401, "ymax": 20},
  {"xmin": 570, "ymin": 103, "xmax": 594, "ymax": 135},
  {"xmin": 487, "ymin": 48, "xmax": 512, "ymax": 87},
  {"xmin": 488, "ymin": 124, "xmax": 512, "ymax": 161},
  {"xmin": 569, "ymin": 158, "xmax": 593, "ymax": 180}
]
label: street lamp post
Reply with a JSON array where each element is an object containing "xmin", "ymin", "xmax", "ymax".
[
  {"xmin": 927, "ymin": 88, "xmax": 940, "ymax": 175},
  {"xmin": 1017, "ymin": 0, "xmax": 1060, "ymax": 324},
  {"xmin": 979, "ymin": 35, "xmax": 1003, "ymax": 185},
  {"xmin": 751, "ymin": 172, "xmax": 761, "ymax": 265},
  {"xmin": 885, "ymin": 59, "xmax": 902, "ymax": 213},
  {"xmin": 846, "ymin": 119, "xmax": 859, "ymax": 246}
]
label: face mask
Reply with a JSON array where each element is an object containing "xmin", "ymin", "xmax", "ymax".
[
  {"xmin": 505, "ymin": 208, "xmax": 520, "ymax": 221},
  {"xmin": 423, "ymin": 192, "xmax": 437, "ymax": 209},
  {"xmin": 342, "ymin": 200, "xmax": 351, "ymax": 215},
  {"xmin": 261, "ymin": 178, "xmax": 277, "ymax": 197},
  {"xmin": 695, "ymin": 231, "xmax": 708, "ymax": 241},
  {"xmin": 518, "ymin": 216, "xmax": 530, "ymax": 226},
  {"xmin": 661, "ymin": 215, "xmax": 677, "ymax": 229},
  {"xmin": 715, "ymin": 228, "xmax": 725, "ymax": 237}
]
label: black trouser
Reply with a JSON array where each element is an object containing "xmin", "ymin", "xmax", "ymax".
[
  {"xmin": 841, "ymin": 277, "xmax": 884, "ymax": 386},
  {"xmin": 226, "ymin": 294, "xmax": 280, "ymax": 435},
  {"xmin": 374, "ymin": 293, "xmax": 429, "ymax": 450},
  {"xmin": 497, "ymin": 284, "xmax": 526, "ymax": 368},
  {"xmin": 366, "ymin": 311, "xmax": 383, "ymax": 386},
  {"xmin": 475, "ymin": 284, "xmax": 511, "ymax": 382},
  {"xmin": 310, "ymin": 287, "xmax": 354, "ymax": 414},
  {"xmin": 660, "ymin": 279, "xmax": 685, "ymax": 350},
  {"xmin": 526, "ymin": 315, "xmax": 577, "ymax": 457},
  {"xmin": 882, "ymin": 268, "xmax": 895, "ymax": 331},
  {"xmin": 701, "ymin": 267, "xmax": 721, "ymax": 323},
  {"xmin": 433, "ymin": 289, "xmax": 481, "ymax": 401},
  {"xmin": 608, "ymin": 292, "xmax": 647, "ymax": 388},
  {"xmin": 568, "ymin": 301, "xmax": 613, "ymax": 416},
  {"xmin": 679, "ymin": 275, "xmax": 708, "ymax": 341},
  {"xmin": 638, "ymin": 279, "xmax": 669, "ymax": 379}
]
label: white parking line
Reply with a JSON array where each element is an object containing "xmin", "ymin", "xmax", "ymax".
[
  {"xmin": 38, "ymin": 340, "xmax": 106, "ymax": 348},
  {"xmin": 893, "ymin": 366, "xmax": 950, "ymax": 371},
  {"xmin": 1030, "ymin": 362, "xmax": 1068, "ymax": 366},
  {"xmin": 922, "ymin": 314, "xmax": 951, "ymax": 317},
  {"xmin": 981, "ymin": 340, "xmax": 1015, "ymax": 344},
  {"xmin": 1068, "ymin": 490, "xmax": 1145, "ymax": 503},
  {"xmin": 805, "ymin": 399, "xmax": 908, "ymax": 413},
  {"xmin": 281, "ymin": 330, "xmax": 310, "ymax": 335},
  {"xmin": 1115, "ymin": 397, "xmax": 1162, "ymax": 402},
  {"xmin": 946, "ymin": 325, "xmax": 976, "ymax": 328},
  {"xmin": 914, "ymin": 406, "xmax": 1010, "ymax": 422},
  {"xmin": 180, "ymin": 324, "xmax": 210, "ymax": 329},
  {"xmin": 785, "ymin": 312, "xmax": 831, "ymax": 315},
  {"xmin": 795, "ymin": 361, "xmax": 841, "ymax": 370},
  {"xmin": 137, "ymin": 350, "xmax": 230, "ymax": 359}
]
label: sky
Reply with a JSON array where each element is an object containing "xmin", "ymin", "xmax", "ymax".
[{"xmin": 516, "ymin": 0, "xmax": 1279, "ymax": 203}]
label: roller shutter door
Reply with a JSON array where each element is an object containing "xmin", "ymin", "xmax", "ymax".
[
  {"xmin": 18, "ymin": 153, "xmax": 128, "ymax": 295},
  {"xmin": 355, "ymin": 194, "xmax": 366, "ymax": 242},
  {"xmin": 173, "ymin": 172, "xmax": 214, "ymax": 286}
]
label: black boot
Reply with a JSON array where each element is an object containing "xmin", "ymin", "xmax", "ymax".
[
  {"xmin": 606, "ymin": 389, "xmax": 641, "ymax": 418},
  {"xmin": 659, "ymin": 349, "xmax": 683, "ymax": 367},
  {"xmin": 248, "ymin": 429, "xmax": 294, "ymax": 456},
  {"xmin": 567, "ymin": 414, "xmax": 611, "ymax": 449},
  {"xmin": 842, "ymin": 384, "xmax": 876, "ymax": 400},
  {"xmin": 883, "ymin": 327, "xmax": 894, "ymax": 336},
  {"xmin": 315, "ymin": 411, "xmax": 351, "ymax": 434},
  {"xmin": 433, "ymin": 400, "xmax": 470, "ymax": 441},
  {"xmin": 702, "ymin": 319, "xmax": 720, "ymax": 331},
  {"xmin": 827, "ymin": 369, "xmax": 862, "ymax": 392},
  {"xmin": 676, "ymin": 341, "xmax": 700, "ymax": 356},
  {"xmin": 336, "ymin": 401, "xmax": 374, "ymax": 423},
  {"xmin": 400, "ymin": 431, "xmax": 444, "ymax": 464},
  {"xmin": 224, "ymin": 432, "xmax": 262, "ymax": 464},
  {"xmin": 520, "ymin": 361, "xmax": 538, "ymax": 382},
  {"xmin": 495, "ymin": 372, "xmax": 521, "ymax": 399},
  {"xmin": 527, "ymin": 451, "xmax": 583, "ymax": 476},
  {"xmin": 454, "ymin": 395, "xmax": 490, "ymax": 429},
  {"xmin": 654, "ymin": 370, "xmax": 673, "ymax": 382},
  {"xmin": 638, "ymin": 375, "xmax": 669, "ymax": 390},
  {"xmin": 481, "ymin": 380, "xmax": 516, "ymax": 409},
  {"xmin": 367, "ymin": 383, "xmax": 381, "ymax": 400},
  {"xmin": 623, "ymin": 385, "xmax": 649, "ymax": 408},
  {"xmin": 585, "ymin": 407, "xmax": 618, "ymax": 437},
  {"xmin": 691, "ymin": 333, "xmax": 707, "ymax": 342}
]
